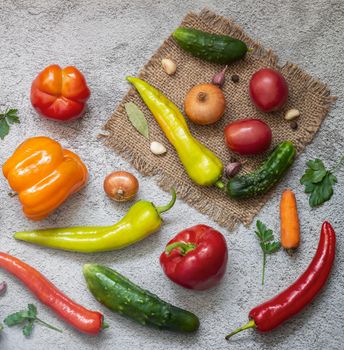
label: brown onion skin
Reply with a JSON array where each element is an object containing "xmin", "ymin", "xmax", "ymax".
[
  {"xmin": 184, "ymin": 83, "xmax": 226, "ymax": 125},
  {"xmin": 103, "ymin": 171, "xmax": 139, "ymax": 202}
]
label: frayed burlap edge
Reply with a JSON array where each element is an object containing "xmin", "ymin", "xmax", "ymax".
[{"xmin": 102, "ymin": 9, "xmax": 336, "ymax": 230}]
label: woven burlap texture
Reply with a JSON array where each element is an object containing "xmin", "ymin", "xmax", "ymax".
[{"xmin": 103, "ymin": 9, "xmax": 335, "ymax": 230}]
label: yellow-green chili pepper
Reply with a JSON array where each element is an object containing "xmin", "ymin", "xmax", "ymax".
[
  {"xmin": 14, "ymin": 189, "xmax": 176, "ymax": 253},
  {"xmin": 127, "ymin": 77, "xmax": 223, "ymax": 186}
]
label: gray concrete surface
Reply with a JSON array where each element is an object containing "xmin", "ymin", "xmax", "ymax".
[{"xmin": 0, "ymin": 1, "xmax": 343, "ymax": 349}]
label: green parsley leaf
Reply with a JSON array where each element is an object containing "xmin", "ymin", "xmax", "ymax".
[
  {"xmin": 0, "ymin": 118, "xmax": 10, "ymax": 140},
  {"xmin": 0, "ymin": 108, "xmax": 19, "ymax": 140},
  {"xmin": 255, "ymin": 220, "xmax": 280, "ymax": 286},
  {"xmin": 23, "ymin": 319, "xmax": 34, "ymax": 337},
  {"xmin": 6, "ymin": 109, "xmax": 20, "ymax": 124},
  {"xmin": 301, "ymin": 157, "xmax": 342, "ymax": 207},
  {"xmin": 3, "ymin": 304, "xmax": 62, "ymax": 337},
  {"xmin": 4, "ymin": 310, "xmax": 29, "ymax": 326},
  {"xmin": 27, "ymin": 304, "xmax": 37, "ymax": 318}
]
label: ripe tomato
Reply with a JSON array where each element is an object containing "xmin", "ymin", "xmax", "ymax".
[
  {"xmin": 224, "ymin": 119, "xmax": 272, "ymax": 155},
  {"xmin": 249, "ymin": 68, "xmax": 288, "ymax": 112}
]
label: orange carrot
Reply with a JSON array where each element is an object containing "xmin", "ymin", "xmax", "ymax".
[{"xmin": 280, "ymin": 189, "xmax": 300, "ymax": 251}]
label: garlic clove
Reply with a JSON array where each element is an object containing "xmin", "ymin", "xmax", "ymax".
[
  {"xmin": 212, "ymin": 65, "xmax": 228, "ymax": 87},
  {"xmin": 161, "ymin": 58, "xmax": 177, "ymax": 75},
  {"xmin": 224, "ymin": 162, "xmax": 242, "ymax": 178},
  {"xmin": 284, "ymin": 109, "xmax": 300, "ymax": 121},
  {"xmin": 150, "ymin": 141, "xmax": 167, "ymax": 155}
]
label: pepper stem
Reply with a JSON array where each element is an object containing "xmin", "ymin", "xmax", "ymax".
[
  {"xmin": 156, "ymin": 188, "xmax": 176, "ymax": 215},
  {"xmin": 102, "ymin": 321, "xmax": 109, "ymax": 329},
  {"xmin": 215, "ymin": 180, "xmax": 225, "ymax": 190},
  {"xmin": 165, "ymin": 241, "xmax": 196, "ymax": 255},
  {"xmin": 225, "ymin": 319, "xmax": 255, "ymax": 340}
]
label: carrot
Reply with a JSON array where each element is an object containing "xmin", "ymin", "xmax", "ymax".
[{"xmin": 280, "ymin": 189, "xmax": 300, "ymax": 251}]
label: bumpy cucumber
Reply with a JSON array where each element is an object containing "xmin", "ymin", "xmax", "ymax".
[
  {"xmin": 227, "ymin": 141, "xmax": 296, "ymax": 199},
  {"xmin": 172, "ymin": 27, "xmax": 248, "ymax": 64},
  {"xmin": 83, "ymin": 264, "xmax": 199, "ymax": 332}
]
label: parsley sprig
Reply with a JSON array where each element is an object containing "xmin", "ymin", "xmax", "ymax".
[
  {"xmin": 4, "ymin": 304, "xmax": 62, "ymax": 337},
  {"xmin": 255, "ymin": 220, "xmax": 280, "ymax": 286},
  {"xmin": 300, "ymin": 157, "xmax": 344, "ymax": 208},
  {"xmin": 0, "ymin": 108, "xmax": 20, "ymax": 140}
]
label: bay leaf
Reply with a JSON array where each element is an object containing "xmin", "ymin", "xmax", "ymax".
[{"xmin": 125, "ymin": 102, "xmax": 149, "ymax": 139}]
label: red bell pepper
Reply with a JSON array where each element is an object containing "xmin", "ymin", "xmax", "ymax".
[
  {"xmin": 31, "ymin": 64, "xmax": 90, "ymax": 121},
  {"xmin": 160, "ymin": 225, "xmax": 228, "ymax": 290}
]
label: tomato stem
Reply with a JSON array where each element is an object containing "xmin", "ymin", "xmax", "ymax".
[
  {"xmin": 156, "ymin": 188, "xmax": 176, "ymax": 214},
  {"xmin": 225, "ymin": 319, "xmax": 256, "ymax": 340}
]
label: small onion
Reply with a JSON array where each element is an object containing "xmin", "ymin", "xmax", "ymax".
[
  {"xmin": 104, "ymin": 171, "xmax": 139, "ymax": 202},
  {"xmin": 184, "ymin": 83, "xmax": 226, "ymax": 125}
]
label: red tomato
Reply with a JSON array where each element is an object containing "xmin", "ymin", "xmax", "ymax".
[
  {"xmin": 249, "ymin": 68, "xmax": 288, "ymax": 112},
  {"xmin": 31, "ymin": 64, "xmax": 90, "ymax": 121},
  {"xmin": 224, "ymin": 119, "xmax": 272, "ymax": 155}
]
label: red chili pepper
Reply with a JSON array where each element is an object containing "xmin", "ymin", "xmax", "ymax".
[
  {"xmin": 225, "ymin": 221, "xmax": 336, "ymax": 339},
  {"xmin": 0, "ymin": 252, "xmax": 105, "ymax": 334},
  {"xmin": 160, "ymin": 225, "xmax": 228, "ymax": 290}
]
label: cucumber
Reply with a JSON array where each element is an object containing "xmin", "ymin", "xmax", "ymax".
[
  {"xmin": 83, "ymin": 264, "xmax": 200, "ymax": 332},
  {"xmin": 172, "ymin": 27, "xmax": 248, "ymax": 64},
  {"xmin": 227, "ymin": 141, "xmax": 296, "ymax": 199}
]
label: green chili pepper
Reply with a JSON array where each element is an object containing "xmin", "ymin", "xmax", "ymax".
[{"xmin": 14, "ymin": 189, "xmax": 176, "ymax": 253}]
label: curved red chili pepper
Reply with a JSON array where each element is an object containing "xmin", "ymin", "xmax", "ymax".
[
  {"xmin": 0, "ymin": 252, "xmax": 104, "ymax": 334},
  {"xmin": 226, "ymin": 221, "xmax": 336, "ymax": 339}
]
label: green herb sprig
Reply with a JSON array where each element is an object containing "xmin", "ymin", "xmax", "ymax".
[
  {"xmin": 255, "ymin": 220, "xmax": 280, "ymax": 286},
  {"xmin": 0, "ymin": 108, "xmax": 19, "ymax": 140},
  {"xmin": 300, "ymin": 157, "xmax": 344, "ymax": 208},
  {"xmin": 4, "ymin": 304, "xmax": 62, "ymax": 337}
]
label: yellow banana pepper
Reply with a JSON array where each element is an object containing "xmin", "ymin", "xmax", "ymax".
[
  {"xmin": 15, "ymin": 189, "xmax": 176, "ymax": 253},
  {"xmin": 127, "ymin": 77, "xmax": 223, "ymax": 186}
]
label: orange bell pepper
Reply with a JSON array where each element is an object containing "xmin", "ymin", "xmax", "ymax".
[
  {"xmin": 3, "ymin": 136, "xmax": 88, "ymax": 220},
  {"xmin": 30, "ymin": 64, "xmax": 90, "ymax": 121}
]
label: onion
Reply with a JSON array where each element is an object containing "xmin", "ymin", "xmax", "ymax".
[
  {"xmin": 184, "ymin": 83, "xmax": 226, "ymax": 125},
  {"xmin": 103, "ymin": 171, "xmax": 139, "ymax": 202}
]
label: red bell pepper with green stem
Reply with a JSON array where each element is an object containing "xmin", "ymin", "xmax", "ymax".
[
  {"xmin": 160, "ymin": 225, "xmax": 228, "ymax": 290},
  {"xmin": 226, "ymin": 221, "xmax": 336, "ymax": 340}
]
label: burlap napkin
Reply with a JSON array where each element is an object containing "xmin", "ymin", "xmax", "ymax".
[{"xmin": 103, "ymin": 9, "xmax": 335, "ymax": 230}]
